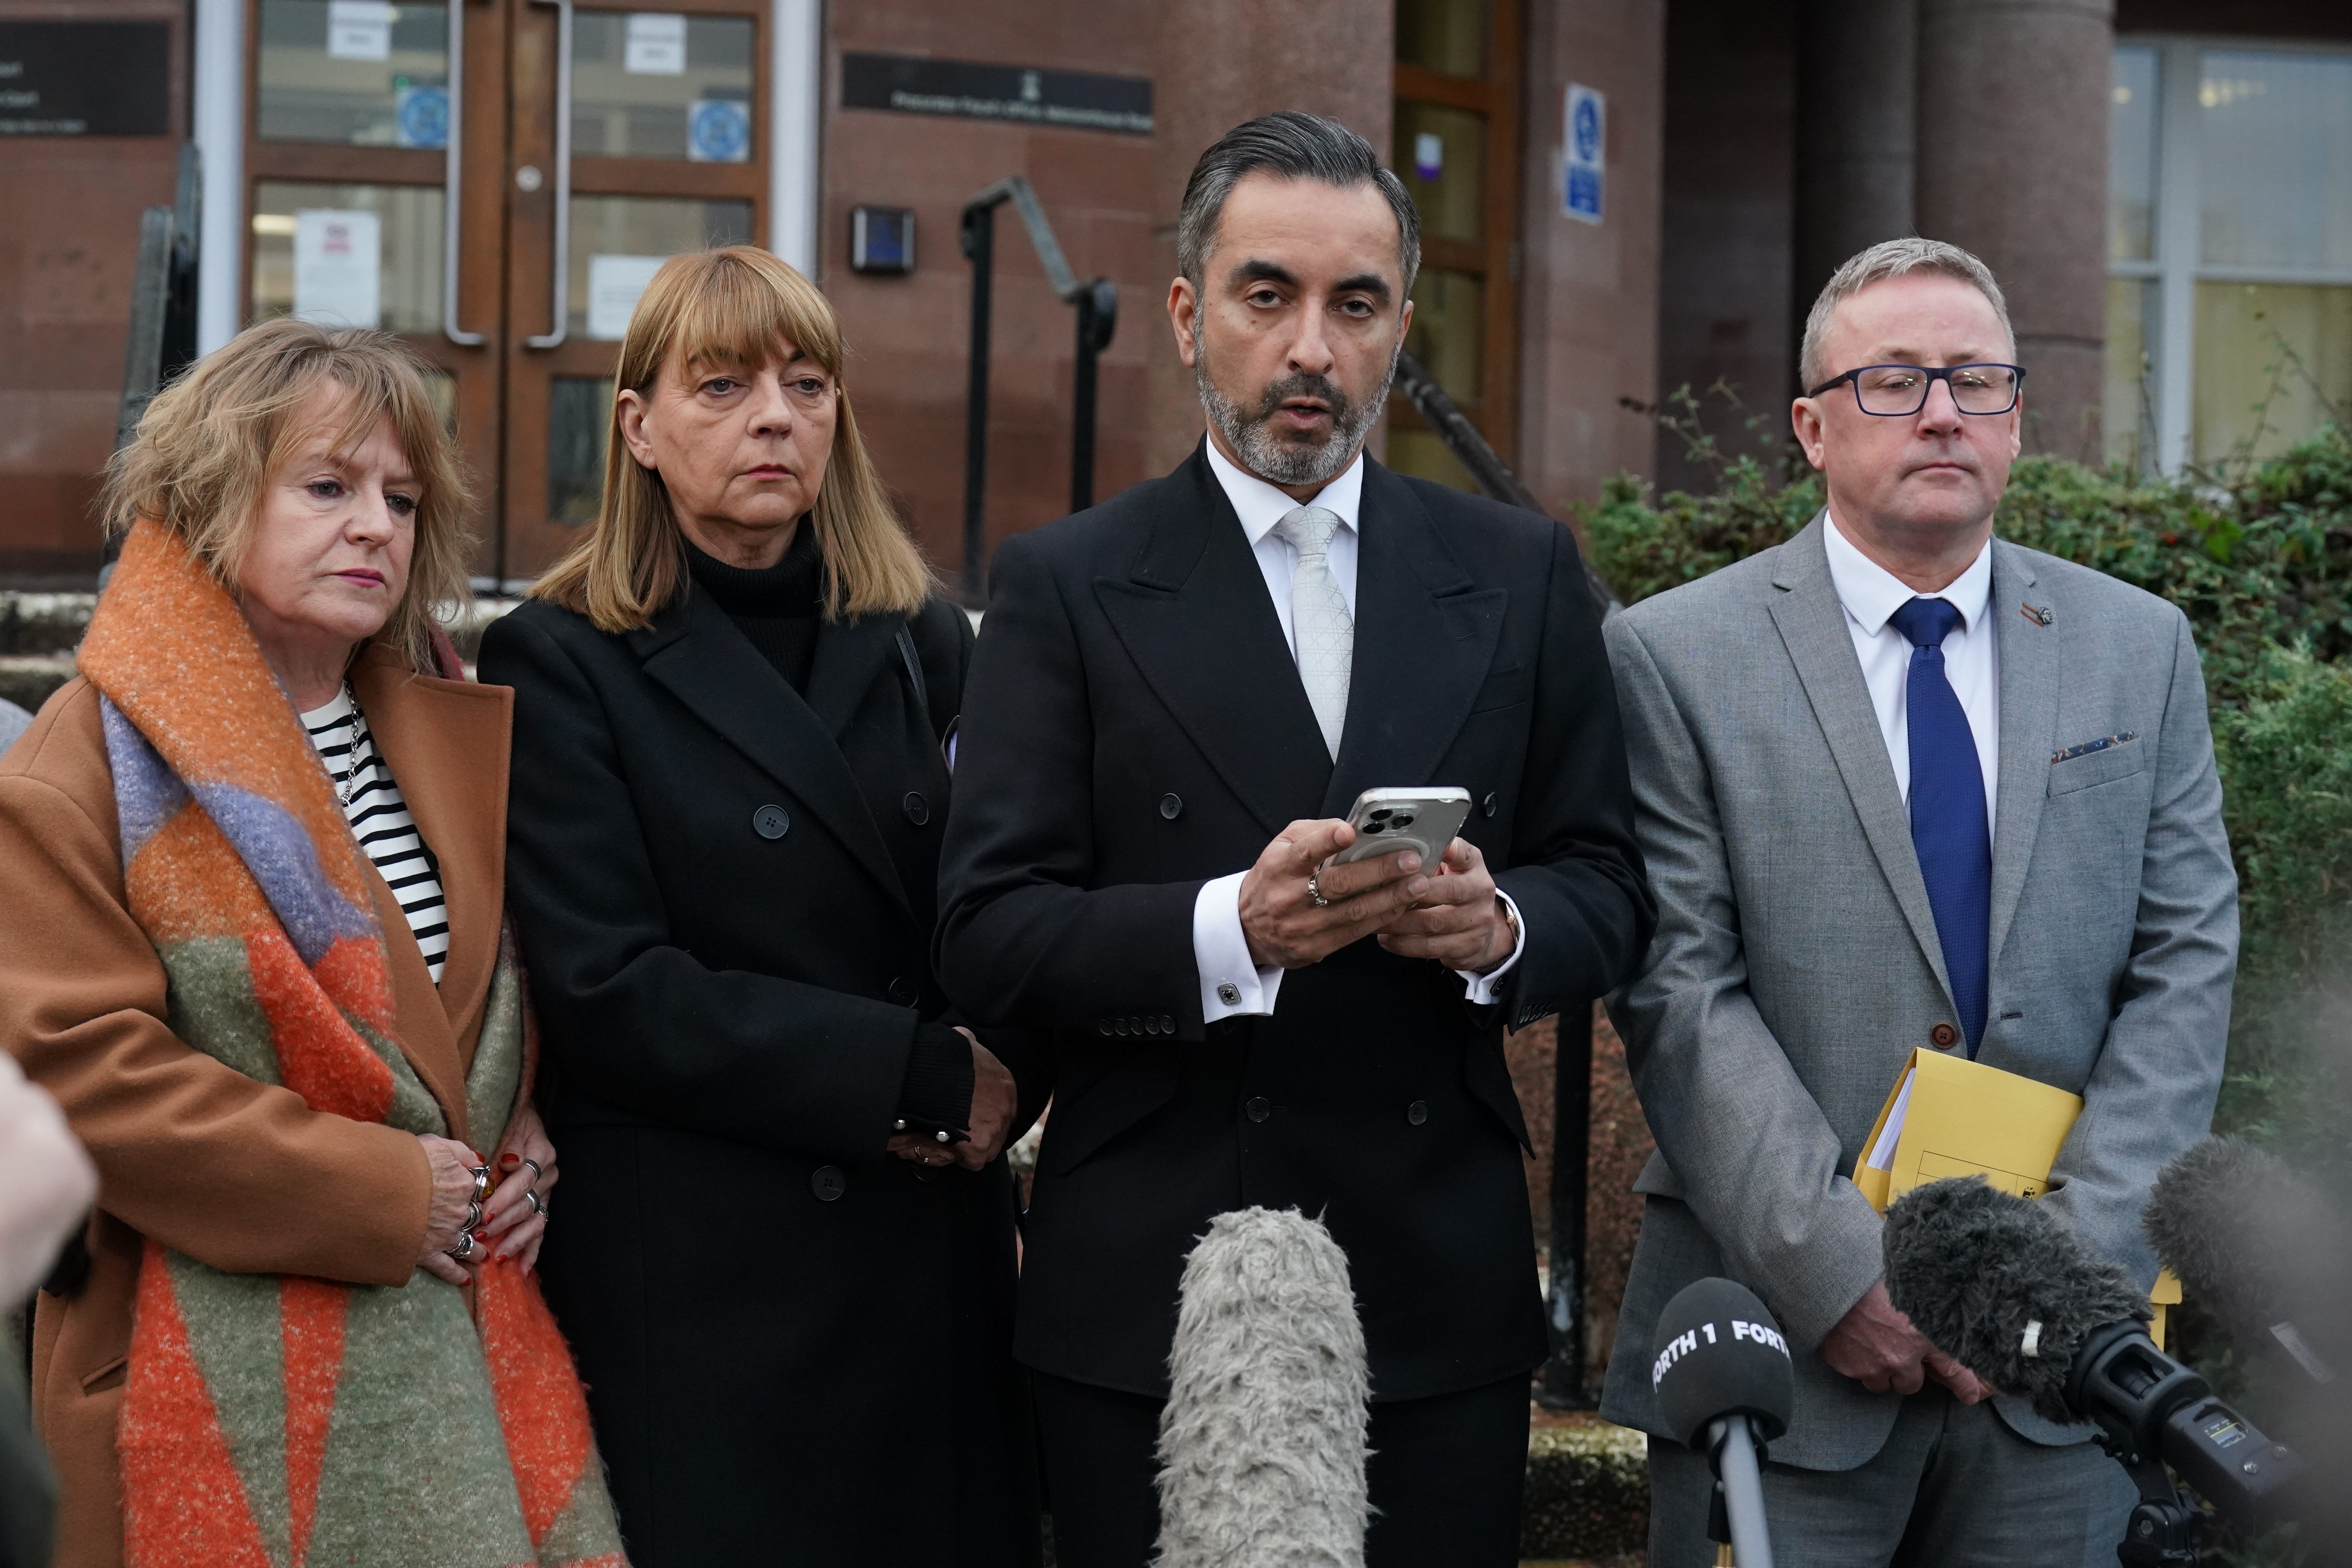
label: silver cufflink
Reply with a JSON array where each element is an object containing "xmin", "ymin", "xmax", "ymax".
[{"xmin": 1217, "ymin": 982, "xmax": 1241, "ymax": 1006}]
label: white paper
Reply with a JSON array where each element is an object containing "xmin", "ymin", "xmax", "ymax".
[
  {"xmin": 624, "ymin": 13, "xmax": 686, "ymax": 75},
  {"xmin": 293, "ymin": 209, "xmax": 382, "ymax": 329},
  {"xmin": 1865, "ymin": 1069, "xmax": 1915, "ymax": 1173},
  {"xmin": 327, "ymin": 0, "xmax": 394, "ymax": 62},
  {"xmin": 588, "ymin": 254, "xmax": 668, "ymax": 340}
]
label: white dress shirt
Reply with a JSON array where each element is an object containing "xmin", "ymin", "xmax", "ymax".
[
  {"xmin": 1822, "ymin": 511, "xmax": 2000, "ymax": 841},
  {"xmin": 1192, "ymin": 436, "xmax": 1526, "ymax": 1022}
]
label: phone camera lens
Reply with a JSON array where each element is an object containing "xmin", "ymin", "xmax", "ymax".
[
  {"xmin": 1393, "ymin": 814, "xmax": 1416, "ymax": 829},
  {"xmin": 1362, "ymin": 821, "xmax": 1385, "ymax": 833},
  {"xmin": 1369, "ymin": 808, "xmax": 1392, "ymax": 821}
]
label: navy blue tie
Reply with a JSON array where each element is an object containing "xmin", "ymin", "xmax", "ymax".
[{"xmin": 1888, "ymin": 597, "xmax": 1990, "ymax": 1056}]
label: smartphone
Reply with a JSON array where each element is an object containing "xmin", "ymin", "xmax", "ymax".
[{"xmin": 1329, "ymin": 786, "xmax": 1474, "ymax": 870}]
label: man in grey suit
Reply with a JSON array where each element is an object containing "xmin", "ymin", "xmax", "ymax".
[{"xmin": 1600, "ymin": 238, "xmax": 2238, "ymax": 1566}]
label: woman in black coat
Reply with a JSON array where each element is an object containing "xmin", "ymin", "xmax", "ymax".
[{"xmin": 478, "ymin": 247, "xmax": 1042, "ymax": 1567}]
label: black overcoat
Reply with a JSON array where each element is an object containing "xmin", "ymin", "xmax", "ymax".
[
  {"xmin": 480, "ymin": 583, "xmax": 1042, "ymax": 1568},
  {"xmin": 936, "ymin": 445, "xmax": 1655, "ymax": 1404}
]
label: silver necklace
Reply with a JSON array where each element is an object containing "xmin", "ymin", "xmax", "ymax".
[{"xmin": 334, "ymin": 683, "xmax": 372, "ymax": 808}]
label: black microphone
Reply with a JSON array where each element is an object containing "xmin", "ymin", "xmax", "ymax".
[
  {"xmin": 1650, "ymin": 1278, "xmax": 1794, "ymax": 1568},
  {"xmin": 1885, "ymin": 1177, "xmax": 2307, "ymax": 1547},
  {"xmin": 2145, "ymin": 1136, "xmax": 2349, "ymax": 1388}
]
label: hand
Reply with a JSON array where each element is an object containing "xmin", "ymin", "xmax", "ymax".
[
  {"xmin": 1375, "ymin": 838, "xmax": 1514, "ymax": 973},
  {"xmin": 1238, "ymin": 818, "xmax": 1430, "ymax": 970},
  {"xmin": 416, "ymin": 1134, "xmax": 486, "ymax": 1286},
  {"xmin": 1820, "ymin": 1279, "xmax": 1989, "ymax": 1403},
  {"xmin": 889, "ymin": 1030, "xmax": 1018, "ymax": 1172},
  {"xmin": 481, "ymin": 1103, "xmax": 557, "ymax": 1274},
  {"xmin": 0, "ymin": 1054, "xmax": 97, "ymax": 1307}
]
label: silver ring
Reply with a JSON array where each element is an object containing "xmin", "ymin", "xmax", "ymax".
[
  {"xmin": 520, "ymin": 1158, "xmax": 544, "ymax": 1186},
  {"xmin": 525, "ymin": 1191, "xmax": 545, "ymax": 1218},
  {"xmin": 468, "ymin": 1164, "xmax": 493, "ymax": 1203},
  {"xmin": 1306, "ymin": 871, "xmax": 1329, "ymax": 909},
  {"xmin": 448, "ymin": 1231, "xmax": 475, "ymax": 1261},
  {"xmin": 463, "ymin": 1199, "xmax": 483, "ymax": 1232}
]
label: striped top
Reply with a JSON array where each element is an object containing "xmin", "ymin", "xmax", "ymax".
[{"xmin": 302, "ymin": 688, "xmax": 450, "ymax": 984}]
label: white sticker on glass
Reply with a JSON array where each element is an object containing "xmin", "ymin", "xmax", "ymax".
[
  {"xmin": 326, "ymin": 0, "xmax": 395, "ymax": 62},
  {"xmin": 293, "ymin": 209, "xmax": 383, "ymax": 330},
  {"xmin": 588, "ymin": 254, "xmax": 668, "ymax": 340},
  {"xmin": 624, "ymin": 13, "xmax": 687, "ymax": 75}
]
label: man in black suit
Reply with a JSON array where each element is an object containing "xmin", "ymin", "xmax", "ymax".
[{"xmin": 936, "ymin": 111, "xmax": 1653, "ymax": 1567}]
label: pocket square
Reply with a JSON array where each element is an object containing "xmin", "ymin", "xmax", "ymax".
[{"xmin": 2051, "ymin": 732, "xmax": 2138, "ymax": 764}]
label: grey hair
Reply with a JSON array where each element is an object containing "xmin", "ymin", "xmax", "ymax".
[
  {"xmin": 1177, "ymin": 111, "xmax": 1421, "ymax": 295},
  {"xmin": 1799, "ymin": 237, "xmax": 2016, "ymax": 390}
]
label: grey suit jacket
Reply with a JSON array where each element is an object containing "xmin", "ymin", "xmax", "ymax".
[{"xmin": 1597, "ymin": 516, "xmax": 2238, "ymax": 1470}]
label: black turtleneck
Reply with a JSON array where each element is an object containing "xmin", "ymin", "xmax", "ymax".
[
  {"xmin": 686, "ymin": 522, "xmax": 825, "ymax": 693},
  {"xmin": 684, "ymin": 521, "xmax": 975, "ymax": 1137}
]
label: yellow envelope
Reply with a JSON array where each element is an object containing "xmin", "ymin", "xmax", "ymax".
[{"xmin": 1857, "ymin": 1047, "xmax": 2184, "ymax": 1341}]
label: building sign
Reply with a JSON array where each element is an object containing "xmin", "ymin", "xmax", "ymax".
[
  {"xmin": 841, "ymin": 53, "xmax": 1152, "ymax": 136},
  {"xmin": 0, "ymin": 22, "xmax": 171, "ymax": 136},
  {"xmin": 294, "ymin": 209, "xmax": 382, "ymax": 329},
  {"xmin": 1563, "ymin": 83, "xmax": 1604, "ymax": 225}
]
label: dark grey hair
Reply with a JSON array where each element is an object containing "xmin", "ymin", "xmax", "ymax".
[
  {"xmin": 1800, "ymin": 237, "xmax": 2016, "ymax": 390},
  {"xmin": 1176, "ymin": 111, "xmax": 1421, "ymax": 294}
]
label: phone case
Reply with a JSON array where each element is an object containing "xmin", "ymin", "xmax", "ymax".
[{"xmin": 1330, "ymin": 787, "xmax": 1473, "ymax": 868}]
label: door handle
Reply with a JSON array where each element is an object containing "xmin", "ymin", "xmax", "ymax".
[
  {"xmin": 442, "ymin": 0, "xmax": 484, "ymax": 345},
  {"xmin": 525, "ymin": 0, "xmax": 574, "ymax": 349}
]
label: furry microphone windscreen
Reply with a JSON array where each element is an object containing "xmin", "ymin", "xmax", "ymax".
[
  {"xmin": 2145, "ymin": 1135, "xmax": 2352, "ymax": 1370},
  {"xmin": 1152, "ymin": 1207, "xmax": 1371, "ymax": 1568},
  {"xmin": 1883, "ymin": 1177, "xmax": 2148, "ymax": 1427}
]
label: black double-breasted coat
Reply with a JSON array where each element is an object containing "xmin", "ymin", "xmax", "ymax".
[
  {"xmin": 480, "ymin": 581, "xmax": 1042, "ymax": 1568},
  {"xmin": 936, "ymin": 446, "xmax": 1655, "ymax": 1405}
]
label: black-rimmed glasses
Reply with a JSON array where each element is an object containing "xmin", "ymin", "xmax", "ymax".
[{"xmin": 1805, "ymin": 363, "xmax": 2025, "ymax": 417}]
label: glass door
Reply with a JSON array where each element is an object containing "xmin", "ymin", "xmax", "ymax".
[{"xmin": 243, "ymin": 0, "xmax": 766, "ymax": 584}]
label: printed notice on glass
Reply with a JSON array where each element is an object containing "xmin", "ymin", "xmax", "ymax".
[
  {"xmin": 294, "ymin": 209, "xmax": 382, "ymax": 328},
  {"xmin": 326, "ymin": 1, "xmax": 394, "ymax": 62},
  {"xmin": 624, "ymin": 13, "xmax": 686, "ymax": 75},
  {"xmin": 588, "ymin": 254, "xmax": 667, "ymax": 339},
  {"xmin": 1563, "ymin": 83, "xmax": 1604, "ymax": 225}
]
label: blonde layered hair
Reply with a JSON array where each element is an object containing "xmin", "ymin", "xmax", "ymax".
[
  {"xmin": 102, "ymin": 317, "xmax": 474, "ymax": 671},
  {"xmin": 533, "ymin": 246, "xmax": 931, "ymax": 632}
]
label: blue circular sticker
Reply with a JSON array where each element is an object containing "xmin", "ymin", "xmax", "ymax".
[
  {"xmin": 690, "ymin": 99, "xmax": 750, "ymax": 163},
  {"xmin": 397, "ymin": 85, "xmax": 449, "ymax": 151}
]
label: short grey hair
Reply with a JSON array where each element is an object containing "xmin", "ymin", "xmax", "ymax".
[
  {"xmin": 1799, "ymin": 237, "xmax": 2016, "ymax": 390},
  {"xmin": 1177, "ymin": 111, "xmax": 1421, "ymax": 295}
]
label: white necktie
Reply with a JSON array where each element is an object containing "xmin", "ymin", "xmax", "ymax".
[{"xmin": 1272, "ymin": 505, "xmax": 1352, "ymax": 760}]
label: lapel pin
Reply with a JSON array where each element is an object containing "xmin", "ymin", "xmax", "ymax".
[{"xmin": 2021, "ymin": 603, "xmax": 2053, "ymax": 627}]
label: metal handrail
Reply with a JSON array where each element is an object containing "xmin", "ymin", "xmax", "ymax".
[
  {"xmin": 524, "ymin": 0, "xmax": 574, "ymax": 350},
  {"xmin": 441, "ymin": 0, "xmax": 485, "ymax": 346}
]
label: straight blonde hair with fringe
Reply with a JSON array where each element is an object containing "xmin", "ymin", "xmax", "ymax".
[
  {"xmin": 532, "ymin": 246, "xmax": 932, "ymax": 632},
  {"xmin": 102, "ymin": 317, "xmax": 474, "ymax": 672}
]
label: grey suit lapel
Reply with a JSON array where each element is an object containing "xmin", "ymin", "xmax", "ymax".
[
  {"xmin": 1765, "ymin": 515, "xmax": 1953, "ymax": 1001},
  {"xmin": 1987, "ymin": 541, "xmax": 2058, "ymax": 969}
]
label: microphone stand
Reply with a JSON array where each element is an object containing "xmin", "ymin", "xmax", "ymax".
[
  {"xmin": 2115, "ymin": 1456, "xmax": 2198, "ymax": 1568},
  {"xmin": 1706, "ymin": 1416, "xmax": 1774, "ymax": 1568}
]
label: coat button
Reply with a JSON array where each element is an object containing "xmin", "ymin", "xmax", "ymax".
[
  {"xmin": 902, "ymin": 791, "xmax": 930, "ymax": 826},
  {"xmin": 1482, "ymin": 792, "xmax": 1498, "ymax": 818},
  {"xmin": 752, "ymin": 804, "xmax": 790, "ymax": 839},
  {"xmin": 1929, "ymin": 1022, "xmax": 1960, "ymax": 1049},
  {"xmin": 1115, "ymin": 1018, "xmax": 1131, "ymax": 1036},
  {"xmin": 1407, "ymin": 1100, "xmax": 1429, "ymax": 1125},
  {"xmin": 1098, "ymin": 1020, "xmax": 1114, "ymax": 1037},
  {"xmin": 888, "ymin": 976, "xmax": 918, "ymax": 1007},
  {"xmin": 1159, "ymin": 793, "xmax": 1183, "ymax": 820},
  {"xmin": 810, "ymin": 1165, "xmax": 847, "ymax": 1202},
  {"xmin": 1160, "ymin": 1014, "xmax": 1176, "ymax": 1033},
  {"xmin": 1245, "ymin": 1096, "xmax": 1272, "ymax": 1123}
]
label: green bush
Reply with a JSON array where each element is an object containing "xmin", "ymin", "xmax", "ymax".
[{"xmin": 1583, "ymin": 412, "xmax": 2352, "ymax": 1180}]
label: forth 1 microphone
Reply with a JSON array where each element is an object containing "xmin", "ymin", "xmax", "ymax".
[
  {"xmin": 1650, "ymin": 1278, "xmax": 1795, "ymax": 1568},
  {"xmin": 2145, "ymin": 1135, "xmax": 2349, "ymax": 1388},
  {"xmin": 1884, "ymin": 1178, "xmax": 2307, "ymax": 1563}
]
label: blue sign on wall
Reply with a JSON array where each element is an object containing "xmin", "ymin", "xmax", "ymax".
[
  {"xmin": 1563, "ymin": 83, "xmax": 1605, "ymax": 225},
  {"xmin": 689, "ymin": 98, "xmax": 751, "ymax": 163},
  {"xmin": 395, "ymin": 84, "xmax": 448, "ymax": 150}
]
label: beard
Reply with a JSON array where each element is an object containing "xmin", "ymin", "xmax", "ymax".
[{"xmin": 1194, "ymin": 328, "xmax": 1399, "ymax": 490}]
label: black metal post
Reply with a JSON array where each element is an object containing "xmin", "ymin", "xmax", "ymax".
[
  {"xmin": 1069, "ymin": 278, "xmax": 1117, "ymax": 513},
  {"xmin": 1539, "ymin": 1005, "xmax": 1595, "ymax": 1407},
  {"xmin": 960, "ymin": 202, "xmax": 997, "ymax": 603}
]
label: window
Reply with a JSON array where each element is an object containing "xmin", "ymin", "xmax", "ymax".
[
  {"xmin": 2107, "ymin": 41, "xmax": 2352, "ymax": 471},
  {"xmin": 1389, "ymin": 0, "xmax": 1522, "ymax": 489}
]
